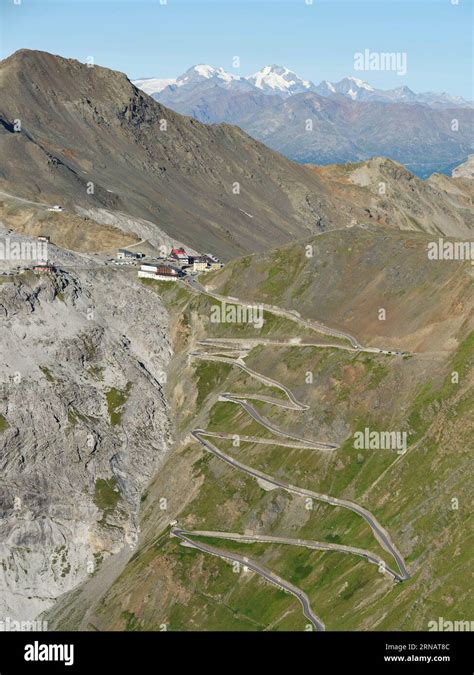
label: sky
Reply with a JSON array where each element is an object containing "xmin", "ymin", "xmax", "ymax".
[{"xmin": 0, "ymin": 0, "xmax": 472, "ymax": 97}]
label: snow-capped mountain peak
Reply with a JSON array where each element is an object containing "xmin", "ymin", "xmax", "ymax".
[
  {"xmin": 193, "ymin": 64, "xmax": 220, "ymax": 78},
  {"xmin": 246, "ymin": 64, "xmax": 315, "ymax": 96},
  {"xmin": 178, "ymin": 64, "xmax": 240, "ymax": 85},
  {"xmin": 133, "ymin": 65, "xmax": 245, "ymax": 96},
  {"xmin": 322, "ymin": 80, "xmax": 336, "ymax": 93},
  {"xmin": 329, "ymin": 77, "xmax": 376, "ymax": 100},
  {"xmin": 314, "ymin": 80, "xmax": 337, "ymax": 96},
  {"xmin": 345, "ymin": 76, "xmax": 375, "ymax": 91}
]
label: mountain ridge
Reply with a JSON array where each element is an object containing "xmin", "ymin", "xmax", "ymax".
[
  {"xmin": 0, "ymin": 49, "xmax": 472, "ymax": 262},
  {"xmin": 0, "ymin": 49, "xmax": 336, "ymax": 260}
]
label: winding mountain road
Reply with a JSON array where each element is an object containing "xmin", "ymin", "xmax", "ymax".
[
  {"xmin": 217, "ymin": 393, "xmax": 337, "ymax": 450},
  {"xmin": 191, "ymin": 347, "xmax": 338, "ymax": 450},
  {"xmin": 172, "ymin": 527, "xmax": 325, "ymax": 631},
  {"xmin": 198, "ymin": 429, "xmax": 324, "ymax": 450},
  {"xmin": 178, "ymin": 275, "xmax": 411, "ymax": 629},
  {"xmin": 174, "ymin": 527, "xmax": 405, "ymax": 582},
  {"xmin": 191, "ymin": 349, "xmax": 308, "ymax": 410},
  {"xmin": 190, "ymin": 429, "xmax": 409, "ymax": 581}
]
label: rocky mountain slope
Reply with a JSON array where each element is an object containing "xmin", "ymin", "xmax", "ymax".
[
  {"xmin": 0, "ymin": 50, "xmax": 338, "ymax": 261},
  {"xmin": 308, "ymin": 158, "xmax": 474, "ymax": 238},
  {"xmin": 452, "ymin": 155, "xmax": 474, "ymax": 179},
  {"xmin": 0, "ymin": 229, "xmax": 171, "ymax": 620},
  {"xmin": 0, "ymin": 198, "xmax": 140, "ymax": 253}
]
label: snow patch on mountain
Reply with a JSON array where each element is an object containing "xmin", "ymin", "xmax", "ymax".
[
  {"xmin": 315, "ymin": 80, "xmax": 336, "ymax": 95},
  {"xmin": 133, "ymin": 77, "xmax": 177, "ymax": 95},
  {"xmin": 329, "ymin": 77, "xmax": 375, "ymax": 100}
]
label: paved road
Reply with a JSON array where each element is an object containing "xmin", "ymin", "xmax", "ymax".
[
  {"xmin": 199, "ymin": 429, "xmax": 323, "ymax": 450},
  {"xmin": 190, "ymin": 350, "xmax": 307, "ymax": 410},
  {"xmin": 171, "ymin": 527, "xmax": 325, "ymax": 631},
  {"xmin": 190, "ymin": 430, "xmax": 410, "ymax": 581},
  {"xmin": 199, "ymin": 336, "xmax": 355, "ymax": 352},
  {"xmin": 186, "ymin": 277, "xmax": 408, "ymax": 357},
  {"xmin": 187, "ymin": 282, "xmax": 410, "ymax": 574},
  {"xmin": 191, "ymin": 345, "xmax": 337, "ymax": 450},
  {"xmin": 219, "ymin": 393, "xmax": 338, "ymax": 450},
  {"xmin": 175, "ymin": 528, "xmax": 405, "ymax": 582},
  {"xmin": 197, "ymin": 337, "xmax": 404, "ymax": 356}
]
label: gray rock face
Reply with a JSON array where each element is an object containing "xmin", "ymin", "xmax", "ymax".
[{"xmin": 0, "ymin": 242, "xmax": 172, "ymax": 621}]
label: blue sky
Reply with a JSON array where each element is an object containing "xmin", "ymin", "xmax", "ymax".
[{"xmin": 1, "ymin": 0, "xmax": 472, "ymax": 97}]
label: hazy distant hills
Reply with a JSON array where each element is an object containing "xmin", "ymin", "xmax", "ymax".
[{"xmin": 137, "ymin": 64, "xmax": 474, "ymax": 178}]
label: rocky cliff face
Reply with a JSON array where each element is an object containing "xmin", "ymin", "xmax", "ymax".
[
  {"xmin": 0, "ymin": 233, "xmax": 171, "ymax": 620},
  {"xmin": 309, "ymin": 158, "xmax": 474, "ymax": 238}
]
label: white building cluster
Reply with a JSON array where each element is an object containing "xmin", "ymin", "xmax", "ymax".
[{"xmin": 114, "ymin": 245, "xmax": 224, "ymax": 282}]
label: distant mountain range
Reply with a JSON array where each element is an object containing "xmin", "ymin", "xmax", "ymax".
[
  {"xmin": 134, "ymin": 63, "xmax": 472, "ymax": 108},
  {"xmin": 134, "ymin": 64, "xmax": 473, "ymax": 178}
]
